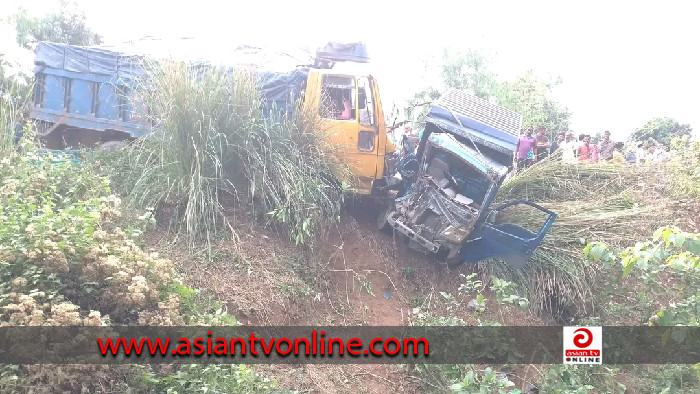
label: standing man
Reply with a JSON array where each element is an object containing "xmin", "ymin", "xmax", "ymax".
[
  {"xmin": 562, "ymin": 132, "xmax": 578, "ymax": 164},
  {"xmin": 535, "ymin": 127, "xmax": 550, "ymax": 162},
  {"xmin": 578, "ymin": 135, "xmax": 598, "ymax": 163},
  {"xmin": 550, "ymin": 132, "xmax": 564, "ymax": 154},
  {"xmin": 597, "ymin": 130, "xmax": 615, "ymax": 161},
  {"xmin": 516, "ymin": 128, "xmax": 537, "ymax": 170}
]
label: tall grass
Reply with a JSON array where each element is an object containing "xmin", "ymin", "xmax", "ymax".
[
  {"xmin": 0, "ymin": 78, "xmax": 32, "ymax": 153},
  {"xmin": 667, "ymin": 135, "xmax": 700, "ymax": 200},
  {"xmin": 484, "ymin": 157, "xmax": 671, "ymax": 319},
  {"xmin": 106, "ymin": 60, "xmax": 349, "ymax": 252}
]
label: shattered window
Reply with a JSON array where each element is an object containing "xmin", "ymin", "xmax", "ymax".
[{"xmin": 320, "ymin": 75, "xmax": 356, "ymax": 120}]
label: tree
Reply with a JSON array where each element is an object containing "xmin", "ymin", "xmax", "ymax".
[
  {"xmin": 440, "ymin": 49, "xmax": 498, "ymax": 100},
  {"xmin": 12, "ymin": 1, "xmax": 102, "ymax": 49},
  {"xmin": 408, "ymin": 50, "xmax": 497, "ymax": 129},
  {"xmin": 631, "ymin": 117, "xmax": 693, "ymax": 146},
  {"xmin": 496, "ymin": 70, "xmax": 571, "ymax": 136},
  {"xmin": 408, "ymin": 50, "xmax": 571, "ymax": 139}
]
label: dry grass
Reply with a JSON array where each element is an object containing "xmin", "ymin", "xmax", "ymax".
[{"xmin": 485, "ymin": 156, "xmax": 674, "ymax": 319}]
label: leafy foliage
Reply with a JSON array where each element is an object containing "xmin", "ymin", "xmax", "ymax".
[
  {"xmin": 11, "ymin": 1, "xmax": 102, "ymax": 49},
  {"xmin": 631, "ymin": 117, "xmax": 693, "ymax": 146},
  {"xmin": 490, "ymin": 277, "xmax": 529, "ymax": 310},
  {"xmin": 440, "ymin": 49, "xmax": 498, "ymax": 100},
  {"xmin": 496, "ymin": 70, "xmax": 571, "ymax": 133},
  {"xmin": 449, "ymin": 367, "xmax": 518, "ymax": 394},
  {"xmin": 0, "ymin": 139, "xmax": 277, "ymax": 392},
  {"xmin": 667, "ymin": 135, "xmax": 700, "ymax": 200},
  {"xmin": 140, "ymin": 364, "xmax": 281, "ymax": 394},
  {"xmin": 584, "ymin": 226, "xmax": 700, "ymax": 326},
  {"xmin": 410, "ymin": 49, "xmax": 571, "ymax": 136},
  {"xmin": 537, "ymin": 365, "xmax": 625, "ymax": 394}
]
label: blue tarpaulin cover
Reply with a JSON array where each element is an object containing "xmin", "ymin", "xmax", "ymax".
[{"xmin": 33, "ymin": 39, "xmax": 315, "ymax": 114}]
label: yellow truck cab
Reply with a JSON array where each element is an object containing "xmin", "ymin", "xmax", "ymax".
[{"xmin": 304, "ymin": 65, "xmax": 396, "ymax": 195}]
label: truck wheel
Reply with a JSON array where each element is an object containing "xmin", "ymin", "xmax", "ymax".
[{"xmin": 101, "ymin": 140, "xmax": 123, "ymax": 151}]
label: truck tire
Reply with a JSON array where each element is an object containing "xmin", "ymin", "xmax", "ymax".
[{"xmin": 100, "ymin": 140, "xmax": 123, "ymax": 151}]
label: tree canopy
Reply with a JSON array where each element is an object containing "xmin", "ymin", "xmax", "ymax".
[
  {"xmin": 12, "ymin": 1, "xmax": 102, "ymax": 49},
  {"xmin": 410, "ymin": 49, "xmax": 571, "ymax": 138},
  {"xmin": 631, "ymin": 117, "xmax": 693, "ymax": 146}
]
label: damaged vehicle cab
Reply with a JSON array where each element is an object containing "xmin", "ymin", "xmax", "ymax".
[{"xmin": 381, "ymin": 89, "xmax": 556, "ymax": 268}]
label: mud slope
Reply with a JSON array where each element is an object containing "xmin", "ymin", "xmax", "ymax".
[{"xmin": 145, "ymin": 202, "xmax": 545, "ymax": 393}]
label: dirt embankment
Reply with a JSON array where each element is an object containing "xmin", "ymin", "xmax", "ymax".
[{"xmin": 145, "ymin": 200, "xmax": 546, "ymax": 393}]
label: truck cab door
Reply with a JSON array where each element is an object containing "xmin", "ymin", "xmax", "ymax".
[
  {"xmin": 309, "ymin": 73, "xmax": 380, "ymax": 194},
  {"xmin": 456, "ymin": 200, "xmax": 557, "ymax": 269},
  {"xmin": 357, "ymin": 76, "xmax": 378, "ymax": 154}
]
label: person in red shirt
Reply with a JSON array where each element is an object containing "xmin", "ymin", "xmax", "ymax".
[{"xmin": 578, "ymin": 135, "xmax": 598, "ymax": 163}]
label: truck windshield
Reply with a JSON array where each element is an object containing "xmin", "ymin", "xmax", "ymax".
[{"xmin": 320, "ymin": 75, "xmax": 356, "ymax": 120}]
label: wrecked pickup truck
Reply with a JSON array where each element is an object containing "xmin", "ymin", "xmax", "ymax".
[{"xmin": 378, "ymin": 88, "xmax": 556, "ymax": 269}]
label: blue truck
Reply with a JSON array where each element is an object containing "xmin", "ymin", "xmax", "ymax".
[
  {"xmin": 28, "ymin": 41, "xmax": 152, "ymax": 149},
  {"xmin": 379, "ymin": 88, "xmax": 557, "ymax": 268}
]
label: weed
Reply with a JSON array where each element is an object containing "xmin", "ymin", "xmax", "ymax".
[
  {"xmin": 458, "ymin": 273, "xmax": 483, "ymax": 296},
  {"xmin": 439, "ymin": 291, "xmax": 460, "ymax": 312},
  {"xmin": 490, "ymin": 277, "xmax": 529, "ymax": 310},
  {"xmin": 354, "ymin": 273, "xmax": 375, "ymax": 296},
  {"xmin": 401, "ymin": 267, "xmax": 417, "ymax": 279}
]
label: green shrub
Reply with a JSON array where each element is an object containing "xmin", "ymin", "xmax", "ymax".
[
  {"xmin": 141, "ymin": 364, "xmax": 281, "ymax": 394},
  {"xmin": 103, "ymin": 61, "xmax": 349, "ymax": 252},
  {"xmin": 0, "ymin": 134, "xmax": 277, "ymax": 393}
]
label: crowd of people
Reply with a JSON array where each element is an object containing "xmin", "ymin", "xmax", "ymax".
[{"xmin": 515, "ymin": 127, "xmax": 671, "ymax": 170}]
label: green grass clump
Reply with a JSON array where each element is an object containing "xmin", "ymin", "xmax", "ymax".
[
  {"xmin": 0, "ymin": 77, "xmax": 31, "ymax": 153},
  {"xmin": 668, "ymin": 135, "xmax": 700, "ymax": 201},
  {"xmin": 105, "ymin": 60, "xmax": 349, "ymax": 252}
]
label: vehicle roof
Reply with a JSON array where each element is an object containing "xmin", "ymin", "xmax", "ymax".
[{"xmin": 425, "ymin": 88, "xmax": 521, "ymax": 156}]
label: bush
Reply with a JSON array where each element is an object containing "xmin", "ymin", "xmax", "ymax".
[
  {"xmin": 0, "ymin": 151, "xmax": 185, "ymax": 326},
  {"xmin": 0, "ymin": 146, "xmax": 278, "ymax": 392}
]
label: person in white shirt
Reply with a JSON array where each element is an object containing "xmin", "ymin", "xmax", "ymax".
[
  {"xmin": 635, "ymin": 142, "xmax": 646, "ymax": 165},
  {"xmin": 561, "ymin": 132, "xmax": 578, "ymax": 164}
]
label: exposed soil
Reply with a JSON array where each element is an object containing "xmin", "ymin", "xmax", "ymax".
[{"xmin": 145, "ymin": 199, "xmax": 550, "ymax": 393}]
